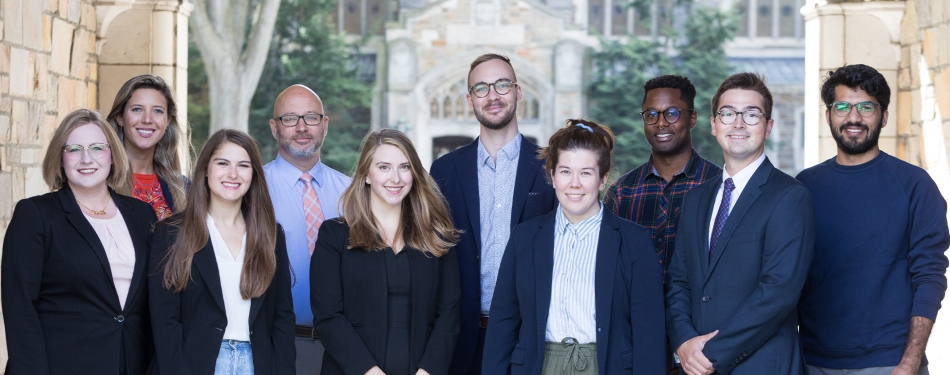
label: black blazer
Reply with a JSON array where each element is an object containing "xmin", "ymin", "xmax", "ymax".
[
  {"xmin": 149, "ymin": 216, "xmax": 296, "ymax": 375},
  {"xmin": 429, "ymin": 136, "xmax": 556, "ymax": 374},
  {"xmin": 666, "ymin": 158, "xmax": 815, "ymax": 375},
  {"xmin": 311, "ymin": 219, "xmax": 461, "ymax": 375},
  {"xmin": 1, "ymin": 186, "xmax": 158, "ymax": 375},
  {"xmin": 483, "ymin": 209, "xmax": 667, "ymax": 374}
]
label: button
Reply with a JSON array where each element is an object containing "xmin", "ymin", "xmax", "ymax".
[
  {"xmin": 115, "ymin": 315, "xmax": 125, "ymax": 323},
  {"xmin": 701, "ymin": 295, "xmax": 710, "ymax": 302}
]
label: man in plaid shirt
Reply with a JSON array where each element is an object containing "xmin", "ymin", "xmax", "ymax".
[{"xmin": 604, "ymin": 75, "xmax": 721, "ymax": 283}]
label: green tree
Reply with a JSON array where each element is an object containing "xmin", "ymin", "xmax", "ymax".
[{"xmin": 588, "ymin": 2, "xmax": 737, "ymax": 176}]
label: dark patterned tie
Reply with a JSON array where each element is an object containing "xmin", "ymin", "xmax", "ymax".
[{"xmin": 709, "ymin": 178, "xmax": 735, "ymax": 262}]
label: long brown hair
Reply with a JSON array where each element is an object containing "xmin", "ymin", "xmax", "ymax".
[
  {"xmin": 42, "ymin": 109, "xmax": 130, "ymax": 192},
  {"xmin": 161, "ymin": 129, "xmax": 277, "ymax": 299},
  {"xmin": 107, "ymin": 74, "xmax": 187, "ymax": 210},
  {"xmin": 340, "ymin": 129, "xmax": 459, "ymax": 256}
]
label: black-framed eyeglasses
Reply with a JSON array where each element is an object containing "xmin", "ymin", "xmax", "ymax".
[
  {"xmin": 62, "ymin": 143, "xmax": 111, "ymax": 160},
  {"xmin": 468, "ymin": 79, "xmax": 517, "ymax": 98},
  {"xmin": 717, "ymin": 109, "xmax": 768, "ymax": 126},
  {"xmin": 828, "ymin": 101, "xmax": 879, "ymax": 118},
  {"xmin": 275, "ymin": 113, "xmax": 325, "ymax": 127},
  {"xmin": 639, "ymin": 107, "xmax": 695, "ymax": 125}
]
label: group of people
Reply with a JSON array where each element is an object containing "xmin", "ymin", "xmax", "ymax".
[{"xmin": 1, "ymin": 53, "xmax": 946, "ymax": 375}]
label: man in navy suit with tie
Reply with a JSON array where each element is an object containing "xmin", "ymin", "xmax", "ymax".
[
  {"xmin": 665, "ymin": 72, "xmax": 815, "ymax": 375},
  {"xmin": 430, "ymin": 53, "xmax": 556, "ymax": 375}
]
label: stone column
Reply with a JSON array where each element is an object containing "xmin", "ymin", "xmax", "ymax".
[
  {"xmin": 94, "ymin": 0, "xmax": 192, "ymax": 167},
  {"xmin": 800, "ymin": 0, "xmax": 904, "ymax": 167}
]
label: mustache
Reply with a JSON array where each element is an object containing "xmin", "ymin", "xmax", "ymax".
[
  {"xmin": 482, "ymin": 99, "xmax": 506, "ymax": 110},
  {"xmin": 838, "ymin": 122, "xmax": 869, "ymax": 132}
]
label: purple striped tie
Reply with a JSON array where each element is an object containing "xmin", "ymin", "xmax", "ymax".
[{"xmin": 709, "ymin": 178, "xmax": 735, "ymax": 262}]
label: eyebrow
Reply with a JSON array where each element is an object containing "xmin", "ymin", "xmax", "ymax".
[
  {"xmin": 213, "ymin": 157, "xmax": 252, "ymax": 163},
  {"xmin": 719, "ymin": 105, "xmax": 764, "ymax": 112}
]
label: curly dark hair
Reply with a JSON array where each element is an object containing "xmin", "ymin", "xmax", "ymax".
[
  {"xmin": 642, "ymin": 75, "xmax": 697, "ymax": 109},
  {"xmin": 820, "ymin": 64, "xmax": 890, "ymax": 109}
]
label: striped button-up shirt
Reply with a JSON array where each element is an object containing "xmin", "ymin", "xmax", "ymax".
[
  {"xmin": 545, "ymin": 205, "xmax": 603, "ymax": 344},
  {"xmin": 604, "ymin": 150, "xmax": 721, "ymax": 283},
  {"xmin": 477, "ymin": 134, "xmax": 521, "ymax": 313}
]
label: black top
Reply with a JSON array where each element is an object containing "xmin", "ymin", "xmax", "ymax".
[{"xmin": 384, "ymin": 248, "xmax": 412, "ymax": 375}]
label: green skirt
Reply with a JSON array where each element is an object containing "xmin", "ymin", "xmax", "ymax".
[{"xmin": 540, "ymin": 337, "xmax": 598, "ymax": 375}]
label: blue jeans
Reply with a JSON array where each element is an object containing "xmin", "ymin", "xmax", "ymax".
[{"xmin": 215, "ymin": 340, "xmax": 254, "ymax": 375}]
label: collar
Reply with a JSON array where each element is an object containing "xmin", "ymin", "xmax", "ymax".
[
  {"xmin": 273, "ymin": 153, "xmax": 326, "ymax": 188},
  {"xmin": 554, "ymin": 203, "xmax": 605, "ymax": 236},
  {"xmin": 645, "ymin": 148, "xmax": 703, "ymax": 181},
  {"xmin": 722, "ymin": 153, "xmax": 766, "ymax": 191},
  {"xmin": 477, "ymin": 133, "xmax": 523, "ymax": 167}
]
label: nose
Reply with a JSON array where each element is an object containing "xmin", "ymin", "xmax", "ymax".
[
  {"xmin": 846, "ymin": 105, "xmax": 863, "ymax": 123},
  {"xmin": 294, "ymin": 117, "xmax": 309, "ymax": 132},
  {"xmin": 569, "ymin": 173, "xmax": 581, "ymax": 187},
  {"xmin": 79, "ymin": 147, "xmax": 94, "ymax": 163},
  {"xmin": 227, "ymin": 165, "xmax": 239, "ymax": 178}
]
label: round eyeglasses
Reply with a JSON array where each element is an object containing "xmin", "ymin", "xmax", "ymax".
[
  {"xmin": 275, "ymin": 114, "xmax": 326, "ymax": 127},
  {"xmin": 63, "ymin": 143, "xmax": 111, "ymax": 160},
  {"xmin": 468, "ymin": 80, "xmax": 517, "ymax": 98},
  {"xmin": 639, "ymin": 107, "xmax": 695, "ymax": 125},
  {"xmin": 716, "ymin": 109, "xmax": 767, "ymax": 126},
  {"xmin": 828, "ymin": 101, "xmax": 878, "ymax": 118}
]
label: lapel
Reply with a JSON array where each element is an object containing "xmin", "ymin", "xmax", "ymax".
[
  {"xmin": 454, "ymin": 140, "xmax": 482, "ymax": 250},
  {"xmin": 696, "ymin": 177, "xmax": 720, "ymax": 276},
  {"xmin": 533, "ymin": 211, "xmax": 557, "ymax": 346},
  {"xmin": 510, "ymin": 138, "xmax": 541, "ymax": 225},
  {"xmin": 113, "ymin": 193, "xmax": 147, "ymax": 312},
  {"xmin": 594, "ymin": 211, "xmax": 620, "ymax": 369},
  {"xmin": 193, "ymin": 240, "xmax": 227, "ymax": 314},
  {"xmin": 248, "ymin": 284, "xmax": 265, "ymax": 328},
  {"xmin": 59, "ymin": 186, "xmax": 122, "ymax": 308},
  {"xmin": 705, "ymin": 158, "xmax": 772, "ymax": 283}
]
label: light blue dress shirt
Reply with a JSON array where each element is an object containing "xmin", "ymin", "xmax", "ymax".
[
  {"xmin": 263, "ymin": 154, "xmax": 351, "ymax": 326},
  {"xmin": 477, "ymin": 134, "xmax": 521, "ymax": 313},
  {"xmin": 546, "ymin": 204, "xmax": 603, "ymax": 344}
]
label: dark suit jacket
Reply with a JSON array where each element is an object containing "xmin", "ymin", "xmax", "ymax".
[
  {"xmin": 483, "ymin": 209, "xmax": 666, "ymax": 375},
  {"xmin": 149, "ymin": 217, "xmax": 296, "ymax": 375},
  {"xmin": 666, "ymin": 158, "xmax": 815, "ymax": 375},
  {"xmin": 1, "ymin": 186, "xmax": 157, "ymax": 375},
  {"xmin": 311, "ymin": 219, "xmax": 461, "ymax": 375},
  {"xmin": 429, "ymin": 136, "xmax": 557, "ymax": 374}
]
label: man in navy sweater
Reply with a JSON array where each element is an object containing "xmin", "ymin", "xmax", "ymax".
[{"xmin": 797, "ymin": 64, "xmax": 950, "ymax": 375}]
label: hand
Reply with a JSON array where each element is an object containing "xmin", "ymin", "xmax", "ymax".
[
  {"xmin": 415, "ymin": 369, "xmax": 431, "ymax": 375},
  {"xmin": 890, "ymin": 362, "xmax": 920, "ymax": 375},
  {"xmin": 365, "ymin": 366, "xmax": 386, "ymax": 375},
  {"xmin": 676, "ymin": 330, "xmax": 719, "ymax": 375}
]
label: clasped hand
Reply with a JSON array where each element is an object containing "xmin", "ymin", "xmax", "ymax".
[{"xmin": 676, "ymin": 330, "xmax": 718, "ymax": 375}]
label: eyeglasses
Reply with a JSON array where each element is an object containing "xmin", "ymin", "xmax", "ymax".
[
  {"xmin": 828, "ymin": 101, "xmax": 879, "ymax": 117},
  {"xmin": 275, "ymin": 114, "xmax": 326, "ymax": 127},
  {"xmin": 639, "ymin": 107, "xmax": 695, "ymax": 125},
  {"xmin": 63, "ymin": 143, "xmax": 111, "ymax": 160},
  {"xmin": 468, "ymin": 80, "xmax": 517, "ymax": 98},
  {"xmin": 716, "ymin": 109, "xmax": 768, "ymax": 126}
]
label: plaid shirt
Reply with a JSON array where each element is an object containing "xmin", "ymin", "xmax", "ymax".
[{"xmin": 604, "ymin": 150, "xmax": 721, "ymax": 282}]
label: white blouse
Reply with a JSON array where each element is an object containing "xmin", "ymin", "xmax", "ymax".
[
  {"xmin": 84, "ymin": 211, "xmax": 136, "ymax": 310},
  {"xmin": 207, "ymin": 215, "xmax": 251, "ymax": 342}
]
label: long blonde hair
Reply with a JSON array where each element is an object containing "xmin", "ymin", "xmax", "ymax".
[
  {"xmin": 160, "ymin": 130, "xmax": 277, "ymax": 299},
  {"xmin": 340, "ymin": 129, "xmax": 459, "ymax": 256},
  {"xmin": 106, "ymin": 74, "xmax": 187, "ymax": 210}
]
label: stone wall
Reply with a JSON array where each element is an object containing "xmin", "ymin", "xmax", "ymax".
[{"xmin": 0, "ymin": 0, "xmax": 101, "ymax": 368}]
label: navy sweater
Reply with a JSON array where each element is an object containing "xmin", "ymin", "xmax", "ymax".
[{"xmin": 796, "ymin": 152, "xmax": 949, "ymax": 368}]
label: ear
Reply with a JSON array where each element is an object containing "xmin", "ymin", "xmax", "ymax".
[
  {"xmin": 765, "ymin": 117, "xmax": 774, "ymax": 139},
  {"xmin": 710, "ymin": 116, "xmax": 717, "ymax": 137},
  {"xmin": 467, "ymin": 93, "xmax": 474, "ymax": 109},
  {"xmin": 516, "ymin": 85, "xmax": 523, "ymax": 102},
  {"xmin": 881, "ymin": 110, "xmax": 889, "ymax": 129},
  {"xmin": 689, "ymin": 109, "xmax": 698, "ymax": 130},
  {"xmin": 269, "ymin": 119, "xmax": 279, "ymax": 140}
]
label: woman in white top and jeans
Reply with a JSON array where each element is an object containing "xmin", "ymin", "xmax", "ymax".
[{"xmin": 150, "ymin": 129, "xmax": 295, "ymax": 375}]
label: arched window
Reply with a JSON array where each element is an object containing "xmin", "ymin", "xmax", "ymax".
[
  {"xmin": 430, "ymin": 98, "xmax": 440, "ymax": 118},
  {"xmin": 443, "ymin": 97, "xmax": 453, "ymax": 119},
  {"xmin": 531, "ymin": 99, "xmax": 540, "ymax": 119},
  {"xmin": 456, "ymin": 97, "xmax": 467, "ymax": 120},
  {"xmin": 518, "ymin": 101, "xmax": 526, "ymax": 119}
]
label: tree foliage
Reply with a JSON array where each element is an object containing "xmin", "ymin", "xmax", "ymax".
[{"xmin": 588, "ymin": 2, "xmax": 737, "ymax": 176}]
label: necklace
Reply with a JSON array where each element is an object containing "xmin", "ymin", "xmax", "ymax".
[{"xmin": 76, "ymin": 199, "xmax": 109, "ymax": 215}]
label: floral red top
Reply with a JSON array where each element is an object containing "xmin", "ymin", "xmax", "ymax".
[{"xmin": 132, "ymin": 173, "xmax": 173, "ymax": 220}]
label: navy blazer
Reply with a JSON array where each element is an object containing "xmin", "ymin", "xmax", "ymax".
[
  {"xmin": 149, "ymin": 217, "xmax": 296, "ymax": 375},
  {"xmin": 482, "ymin": 209, "xmax": 666, "ymax": 375},
  {"xmin": 1, "ymin": 186, "xmax": 157, "ymax": 375},
  {"xmin": 666, "ymin": 158, "xmax": 815, "ymax": 375},
  {"xmin": 429, "ymin": 136, "xmax": 556, "ymax": 374},
  {"xmin": 311, "ymin": 219, "xmax": 461, "ymax": 375}
]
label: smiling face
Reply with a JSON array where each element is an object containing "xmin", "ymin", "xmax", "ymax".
[
  {"xmin": 63, "ymin": 123, "xmax": 113, "ymax": 192},
  {"xmin": 206, "ymin": 141, "xmax": 253, "ymax": 206},
  {"xmin": 467, "ymin": 59, "xmax": 521, "ymax": 130},
  {"xmin": 117, "ymin": 88, "xmax": 169, "ymax": 153},
  {"xmin": 366, "ymin": 144, "xmax": 414, "ymax": 210},
  {"xmin": 711, "ymin": 89, "xmax": 773, "ymax": 168},
  {"xmin": 270, "ymin": 86, "xmax": 328, "ymax": 163},
  {"xmin": 552, "ymin": 149, "xmax": 606, "ymax": 224},
  {"xmin": 642, "ymin": 88, "xmax": 695, "ymax": 156},
  {"xmin": 827, "ymin": 85, "xmax": 887, "ymax": 156}
]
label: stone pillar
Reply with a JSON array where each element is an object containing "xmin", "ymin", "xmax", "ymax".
[
  {"xmin": 94, "ymin": 0, "xmax": 192, "ymax": 167},
  {"xmin": 800, "ymin": 0, "xmax": 904, "ymax": 168}
]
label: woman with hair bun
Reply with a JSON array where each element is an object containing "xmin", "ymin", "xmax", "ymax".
[{"xmin": 482, "ymin": 119, "xmax": 667, "ymax": 374}]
